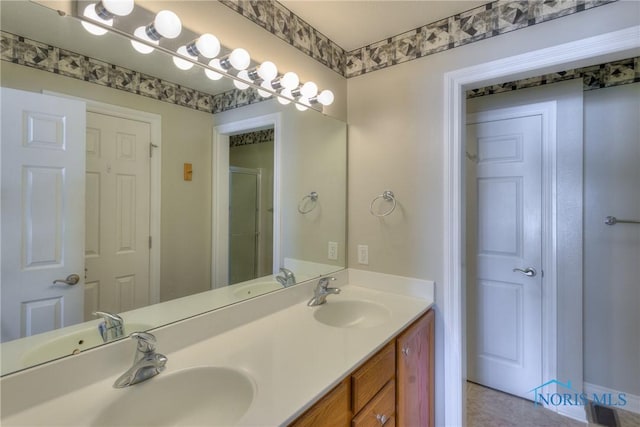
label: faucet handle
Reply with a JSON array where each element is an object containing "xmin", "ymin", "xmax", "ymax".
[
  {"xmin": 94, "ymin": 311, "xmax": 123, "ymax": 327},
  {"xmin": 318, "ymin": 276, "xmax": 336, "ymax": 288},
  {"xmin": 131, "ymin": 332, "xmax": 156, "ymax": 353}
]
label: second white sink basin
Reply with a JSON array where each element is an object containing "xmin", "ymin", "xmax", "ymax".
[
  {"xmin": 92, "ymin": 366, "xmax": 255, "ymax": 426},
  {"xmin": 313, "ymin": 300, "xmax": 391, "ymax": 328}
]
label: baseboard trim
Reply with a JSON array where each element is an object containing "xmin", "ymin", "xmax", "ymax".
[{"xmin": 584, "ymin": 382, "xmax": 640, "ymax": 415}]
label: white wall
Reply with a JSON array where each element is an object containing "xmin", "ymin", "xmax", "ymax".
[
  {"xmin": 584, "ymin": 83, "xmax": 640, "ymax": 397},
  {"xmin": 346, "ymin": 3, "xmax": 639, "ymax": 425}
]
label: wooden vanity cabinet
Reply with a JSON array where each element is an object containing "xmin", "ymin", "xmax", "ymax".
[
  {"xmin": 291, "ymin": 309, "xmax": 434, "ymax": 427},
  {"xmin": 397, "ymin": 309, "xmax": 435, "ymax": 427}
]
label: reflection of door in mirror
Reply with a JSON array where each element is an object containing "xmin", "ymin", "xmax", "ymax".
[
  {"xmin": 1, "ymin": 88, "xmax": 85, "ymax": 343},
  {"xmin": 228, "ymin": 129, "xmax": 274, "ymax": 285},
  {"xmin": 84, "ymin": 112, "xmax": 151, "ymax": 319}
]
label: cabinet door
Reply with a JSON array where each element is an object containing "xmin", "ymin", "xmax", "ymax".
[
  {"xmin": 290, "ymin": 378, "xmax": 351, "ymax": 427},
  {"xmin": 396, "ymin": 310, "xmax": 434, "ymax": 427}
]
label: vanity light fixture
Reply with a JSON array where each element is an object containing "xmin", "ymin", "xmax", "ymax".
[
  {"xmin": 257, "ymin": 61, "xmax": 278, "ymax": 83},
  {"xmin": 131, "ymin": 26, "xmax": 158, "ymax": 54},
  {"xmin": 205, "ymin": 59, "xmax": 224, "ymax": 80},
  {"xmin": 295, "ymin": 97, "xmax": 311, "ymax": 112},
  {"xmin": 81, "ymin": 3, "xmax": 113, "ymax": 36},
  {"xmin": 272, "ymin": 71, "xmax": 300, "ymax": 91},
  {"xmin": 219, "ymin": 48, "xmax": 251, "ymax": 71},
  {"xmin": 277, "ymin": 88, "xmax": 293, "ymax": 105},
  {"xmin": 312, "ymin": 89, "xmax": 335, "ymax": 106},
  {"xmin": 300, "ymin": 81, "xmax": 319, "ymax": 99},
  {"xmin": 173, "ymin": 46, "xmax": 197, "ymax": 70},
  {"xmin": 145, "ymin": 10, "xmax": 182, "ymax": 41},
  {"xmin": 186, "ymin": 33, "xmax": 220, "ymax": 59},
  {"xmin": 257, "ymin": 81, "xmax": 274, "ymax": 98},
  {"xmin": 233, "ymin": 70, "xmax": 251, "ymax": 90},
  {"xmin": 94, "ymin": 0, "xmax": 134, "ymax": 19}
]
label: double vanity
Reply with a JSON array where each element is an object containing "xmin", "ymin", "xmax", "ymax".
[{"xmin": 0, "ymin": 270, "xmax": 434, "ymax": 426}]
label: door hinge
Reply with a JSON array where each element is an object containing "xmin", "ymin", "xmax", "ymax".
[
  {"xmin": 149, "ymin": 143, "xmax": 159, "ymax": 158},
  {"xmin": 149, "ymin": 236, "xmax": 152, "ymax": 249}
]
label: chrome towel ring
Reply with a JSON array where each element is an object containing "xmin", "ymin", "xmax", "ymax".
[
  {"xmin": 370, "ymin": 190, "xmax": 397, "ymax": 217},
  {"xmin": 298, "ymin": 191, "xmax": 319, "ymax": 214}
]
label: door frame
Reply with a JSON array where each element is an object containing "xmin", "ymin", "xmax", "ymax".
[
  {"xmin": 443, "ymin": 26, "xmax": 640, "ymax": 426},
  {"xmin": 44, "ymin": 91, "xmax": 162, "ymax": 304},
  {"xmin": 466, "ymin": 101, "xmax": 557, "ymax": 401},
  {"xmin": 212, "ymin": 113, "xmax": 282, "ymax": 288}
]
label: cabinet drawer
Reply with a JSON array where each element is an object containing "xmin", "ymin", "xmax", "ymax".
[
  {"xmin": 351, "ymin": 341, "xmax": 395, "ymax": 414},
  {"xmin": 352, "ymin": 380, "xmax": 395, "ymax": 427},
  {"xmin": 290, "ymin": 378, "xmax": 351, "ymax": 427}
]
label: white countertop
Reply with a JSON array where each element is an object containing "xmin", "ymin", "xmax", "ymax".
[{"xmin": 1, "ymin": 271, "xmax": 433, "ymax": 426}]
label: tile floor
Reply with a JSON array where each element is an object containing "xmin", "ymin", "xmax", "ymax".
[{"xmin": 466, "ymin": 381, "xmax": 640, "ymax": 427}]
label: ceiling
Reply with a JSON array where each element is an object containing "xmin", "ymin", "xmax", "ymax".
[{"xmin": 280, "ymin": 0, "xmax": 486, "ymax": 51}]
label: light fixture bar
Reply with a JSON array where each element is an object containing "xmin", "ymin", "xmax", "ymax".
[{"xmin": 72, "ymin": 3, "xmax": 331, "ymax": 111}]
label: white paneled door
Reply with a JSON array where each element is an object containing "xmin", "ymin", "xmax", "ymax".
[
  {"xmin": 466, "ymin": 111, "xmax": 543, "ymax": 399},
  {"xmin": 1, "ymin": 88, "xmax": 86, "ymax": 342},
  {"xmin": 84, "ymin": 112, "xmax": 151, "ymax": 318}
]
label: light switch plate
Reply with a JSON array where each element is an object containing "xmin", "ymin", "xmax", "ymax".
[
  {"xmin": 357, "ymin": 245, "xmax": 369, "ymax": 265},
  {"xmin": 328, "ymin": 242, "xmax": 338, "ymax": 260}
]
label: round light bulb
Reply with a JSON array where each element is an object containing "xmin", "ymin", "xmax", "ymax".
[
  {"xmin": 277, "ymin": 88, "xmax": 293, "ymax": 105},
  {"xmin": 228, "ymin": 48, "xmax": 250, "ymax": 71},
  {"xmin": 233, "ymin": 70, "xmax": 251, "ymax": 90},
  {"xmin": 317, "ymin": 89, "xmax": 335, "ymax": 106},
  {"xmin": 280, "ymin": 72, "xmax": 299, "ymax": 90},
  {"xmin": 154, "ymin": 10, "xmax": 182, "ymax": 39},
  {"xmin": 131, "ymin": 26, "xmax": 158, "ymax": 54},
  {"xmin": 300, "ymin": 82, "xmax": 318, "ymax": 98},
  {"xmin": 173, "ymin": 46, "xmax": 196, "ymax": 71},
  {"xmin": 194, "ymin": 33, "xmax": 220, "ymax": 59},
  {"xmin": 295, "ymin": 97, "xmax": 311, "ymax": 112},
  {"xmin": 81, "ymin": 3, "xmax": 112, "ymax": 36},
  {"xmin": 101, "ymin": 0, "xmax": 134, "ymax": 16},
  {"xmin": 258, "ymin": 81, "xmax": 273, "ymax": 98},
  {"xmin": 205, "ymin": 59, "xmax": 223, "ymax": 80},
  {"xmin": 257, "ymin": 61, "xmax": 278, "ymax": 82}
]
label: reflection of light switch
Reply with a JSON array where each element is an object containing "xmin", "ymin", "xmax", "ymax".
[
  {"xmin": 358, "ymin": 245, "xmax": 369, "ymax": 265},
  {"xmin": 184, "ymin": 163, "xmax": 192, "ymax": 181},
  {"xmin": 328, "ymin": 242, "xmax": 338, "ymax": 260}
]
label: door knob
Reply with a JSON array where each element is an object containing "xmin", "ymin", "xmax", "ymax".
[
  {"xmin": 512, "ymin": 267, "xmax": 536, "ymax": 277},
  {"xmin": 53, "ymin": 274, "xmax": 80, "ymax": 286}
]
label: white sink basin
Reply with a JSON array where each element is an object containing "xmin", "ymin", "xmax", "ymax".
[
  {"xmin": 313, "ymin": 300, "xmax": 391, "ymax": 328},
  {"xmin": 21, "ymin": 323, "xmax": 152, "ymax": 367},
  {"xmin": 92, "ymin": 366, "xmax": 255, "ymax": 426},
  {"xmin": 232, "ymin": 281, "xmax": 282, "ymax": 298}
]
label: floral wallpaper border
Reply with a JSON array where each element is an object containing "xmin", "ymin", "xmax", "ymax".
[
  {"xmin": 218, "ymin": 0, "xmax": 619, "ymax": 79},
  {"xmin": 467, "ymin": 56, "xmax": 640, "ymax": 98},
  {"xmin": 229, "ymin": 128, "xmax": 274, "ymax": 147},
  {"xmin": 0, "ymin": 30, "xmax": 269, "ymax": 115}
]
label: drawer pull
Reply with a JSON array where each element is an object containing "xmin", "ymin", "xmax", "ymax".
[
  {"xmin": 376, "ymin": 414, "xmax": 389, "ymax": 425},
  {"xmin": 402, "ymin": 346, "xmax": 410, "ymax": 356}
]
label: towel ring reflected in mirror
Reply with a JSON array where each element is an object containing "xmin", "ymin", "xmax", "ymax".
[
  {"xmin": 298, "ymin": 191, "xmax": 319, "ymax": 214},
  {"xmin": 369, "ymin": 190, "xmax": 397, "ymax": 217}
]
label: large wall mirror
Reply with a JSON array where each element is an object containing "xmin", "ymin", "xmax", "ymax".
[{"xmin": 0, "ymin": 1, "xmax": 347, "ymax": 375}]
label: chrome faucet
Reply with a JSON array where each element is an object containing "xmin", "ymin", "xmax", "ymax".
[
  {"xmin": 94, "ymin": 311, "xmax": 124, "ymax": 342},
  {"xmin": 276, "ymin": 267, "xmax": 296, "ymax": 287},
  {"xmin": 113, "ymin": 332, "xmax": 167, "ymax": 388},
  {"xmin": 307, "ymin": 277, "xmax": 340, "ymax": 306}
]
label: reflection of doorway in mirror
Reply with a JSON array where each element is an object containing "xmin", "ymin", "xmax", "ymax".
[
  {"xmin": 229, "ymin": 130, "xmax": 274, "ymax": 285},
  {"xmin": 84, "ymin": 112, "xmax": 151, "ymax": 319}
]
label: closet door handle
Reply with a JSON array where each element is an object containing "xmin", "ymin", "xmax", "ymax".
[
  {"xmin": 53, "ymin": 274, "xmax": 80, "ymax": 286},
  {"xmin": 376, "ymin": 414, "xmax": 389, "ymax": 425},
  {"xmin": 512, "ymin": 267, "xmax": 536, "ymax": 277}
]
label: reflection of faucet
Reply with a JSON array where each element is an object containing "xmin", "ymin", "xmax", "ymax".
[
  {"xmin": 307, "ymin": 277, "xmax": 340, "ymax": 306},
  {"xmin": 94, "ymin": 311, "xmax": 124, "ymax": 342},
  {"xmin": 113, "ymin": 332, "xmax": 167, "ymax": 388},
  {"xmin": 276, "ymin": 267, "xmax": 296, "ymax": 287}
]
